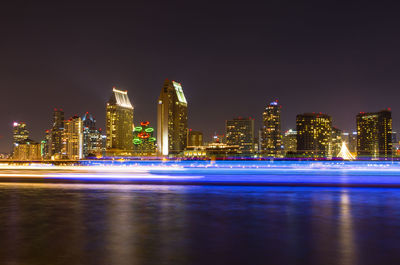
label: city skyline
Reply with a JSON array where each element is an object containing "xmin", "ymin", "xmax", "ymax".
[{"xmin": 2, "ymin": 2, "xmax": 400, "ymax": 152}]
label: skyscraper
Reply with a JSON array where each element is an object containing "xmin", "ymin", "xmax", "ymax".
[
  {"xmin": 63, "ymin": 116, "xmax": 83, "ymax": 160},
  {"xmin": 261, "ymin": 100, "xmax": 282, "ymax": 157},
  {"xmin": 282, "ymin": 129, "xmax": 297, "ymax": 156},
  {"xmin": 296, "ymin": 113, "xmax": 332, "ymax": 158},
  {"xmin": 50, "ymin": 108, "xmax": 65, "ymax": 159},
  {"xmin": 13, "ymin": 122, "xmax": 29, "ymax": 146},
  {"xmin": 356, "ymin": 110, "xmax": 392, "ymax": 159},
  {"xmin": 157, "ymin": 79, "xmax": 188, "ymax": 156},
  {"xmin": 187, "ymin": 130, "xmax": 203, "ymax": 147},
  {"xmin": 331, "ymin": 127, "xmax": 342, "ymax": 157},
  {"xmin": 106, "ymin": 87, "xmax": 134, "ymax": 156},
  {"xmin": 41, "ymin": 129, "xmax": 51, "ymax": 159},
  {"xmin": 82, "ymin": 112, "xmax": 102, "ymax": 158},
  {"xmin": 226, "ymin": 117, "xmax": 254, "ymax": 154}
]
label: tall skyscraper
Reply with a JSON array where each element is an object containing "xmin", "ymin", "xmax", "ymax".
[
  {"xmin": 13, "ymin": 122, "xmax": 29, "ymax": 146},
  {"xmin": 157, "ymin": 79, "xmax": 188, "ymax": 156},
  {"xmin": 82, "ymin": 112, "xmax": 102, "ymax": 158},
  {"xmin": 63, "ymin": 116, "xmax": 83, "ymax": 160},
  {"xmin": 50, "ymin": 108, "xmax": 65, "ymax": 159},
  {"xmin": 106, "ymin": 87, "xmax": 134, "ymax": 156},
  {"xmin": 226, "ymin": 117, "xmax": 254, "ymax": 154},
  {"xmin": 41, "ymin": 129, "xmax": 51, "ymax": 159},
  {"xmin": 296, "ymin": 113, "xmax": 332, "ymax": 158},
  {"xmin": 356, "ymin": 110, "xmax": 392, "ymax": 159},
  {"xmin": 261, "ymin": 100, "xmax": 282, "ymax": 157}
]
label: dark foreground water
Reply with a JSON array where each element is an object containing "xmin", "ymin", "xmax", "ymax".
[{"xmin": 0, "ymin": 183, "xmax": 400, "ymax": 265}]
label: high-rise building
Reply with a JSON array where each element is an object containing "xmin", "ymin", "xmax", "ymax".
[
  {"xmin": 187, "ymin": 130, "xmax": 203, "ymax": 147},
  {"xmin": 41, "ymin": 129, "xmax": 51, "ymax": 159},
  {"xmin": 261, "ymin": 100, "xmax": 282, "ymax": 156},
  {"xmin": 82, "ymin": 112, "xmax": 102, "ymax": 158},
  {"xmin": 356, "ymin": 110, "xmax": 392, "ymax": 159},
  {"xmin": 157, "ymin": 79, "xmax": 188, "ymax": 156},
  {"xmin": 282, "ymin": 129, "xmax": 297, "ymax": 156},
  {"xmin": 63, "ymin": 116, "xmax": 83, "ymax": 160},
  {"xmin": 296, "ymin": 113, "xmax": 332, "ymax": 158},
  {"xmin": 13, "ymin": 139, "xmax": 41, "ymax": 161},
  {"xmin": 50, "ymin": 108, "xmax": 65, "ymax": 159},
  {"xmin": 331, "ymin": 127, "xmax": 342, "ymax": 157},
  {"xmin": 13, "ymin": 122, "xmax": 29, "ymax": 146},
  {"xmin": 106, "ymin": 87, "xmax": 134, "ymax": 156},
  {"xmin": 226, "ymin": 117, "xmax": 254, "ymax": 154}
]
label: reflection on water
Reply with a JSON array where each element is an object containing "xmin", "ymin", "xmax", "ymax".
[{"xmin": 0, "ymin": 184, "xmax": 400, "ymax": 265}]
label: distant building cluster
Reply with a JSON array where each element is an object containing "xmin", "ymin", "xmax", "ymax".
[{"xmin": 8, "ymin": 80, "xmax": 398, "ymax": 161}]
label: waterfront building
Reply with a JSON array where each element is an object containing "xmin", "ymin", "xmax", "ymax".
[
  {"xmin": 261, "ymin": 100, "xmax": 282, "ymax": 157},
  {"xmin": 63, "ymin": 116, "xmax": 83, "ymax": 160},
  {"xmin": 13, "ymin": 139, "xmax": 41, "ymax": 161},
  {"xmin": 187, "ymin": 130, "xmax": 203, "ymax": 147},
  {"xmin": 226, "ymin": 117, "xmax": 254, "ymax": 154},
  {"xmin": 82, "ymin": 112, "xmax": 102, "ymax": 158},
  {"xmin": 296, "ymin": 113, "xmax": 332, "ymax": 158},
  {"xmin": 282, "ymin": 129, "xmax": 297, "ymax": 156},
  {"xmin": 157, "ymin": 79, "xmax": 188, "ymax": 156},
  {"xmin": 106, "ymin": 87, "xmax": 134, "ymax": 156},
  {"xmin": 133, "ymin": 121, "xmax": 156, "ymax": 156},
  {"xmin": 356, "ymin": 110, "xmax": 392, "ymax": 159},
  {"xmin": 50, "ymin": 108, "xmax": 65, "ymax": 159},
  {"xmin": 41, "ymin": 129, "xmax": 51, "ymax": 159},
  {"xmin": 331, "ymin": 127, "xmax": 342, "ymax": 157},
  {"xmin": 13, "ymin": 122, "xmax": 29, "ymax": 147}
]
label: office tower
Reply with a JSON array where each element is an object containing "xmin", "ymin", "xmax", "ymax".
[
  {"xmin": 331, "ymin": 127, "xmax": 342, "ymax": 157},
  {"xmin": 13, "ymin": 139, "xmax": 41, "ymax": 161},
  {"xmin": 282, "ymin": 129, "xmax": 297, "ymax": 155},
  {"xmin": 187, "ymin": 130, "xmax": 203, "ymax": 147},
  {"xmin": 296, "ymin": 113, "xmax": 332, "ymax": 158},
  {"xmin": 41, "ymin": 129, "xmax": 51, "ymax": 159},
  {"xmin": 261, "ymin": 100, "xmax": 282, "ymax": 156},
  {"xmin": 51, "ymin": 108, "xmax": 65, "ymax": 158},
  {"xmin": 356, "ymin": 110, "xmax": 392, "ymax": 159},
  {"xmin": 13, "ymin": 122, "xmax": 29, "ymax": 146},
  {"xmin": 106, "ymin": 87, "xmax": 134, "ymax": 156},
  {"xmin": 226, "ymin": 117, "xmax": 254, "ymax": 154},
  {"xmin": 63, "ymin": 116, "xmax": 83, "ymax": 160},
  {"xmin": 157, "ymin": 79, "xmax": 188, "ymax": 156},
  {"xmin": 133, "ymin": 121, "xmax": 156, "ymax": 156},
  {"xmin": 82, "ymin": 112, "xmax": 102, "ymax": 158}
]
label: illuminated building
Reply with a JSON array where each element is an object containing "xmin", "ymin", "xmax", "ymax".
[
  {"xmin": 13, "ymin": 122, "xmax": 29, "ymax": 147},
  {"xmin": 331, "ymin": 127, "xmax": 342, "ymax": 157},
  {"xmin": 296, "ymin": 113, "xmax": 332, "ymax": 158},
  {"xmin": 157, "ymin": 79, "xmax": 188, "ymax": 156},
  {"xmin": 337, "ymin": 142, "xmax": 355, "ymax": 160},
  {"xmin": 41, "ymin": 130, "xmax": 51, "ymax": 159},
  {"xmin": 63, "ymin": 116, "xmax": 83, "ymax": 160},
  {"xmin": 50, "ymin": 108, "xmax": 65, "ymax": 159},
  {"xmin": 261, "ymin": 100, "xmax": 282, "ymax": 156},
  {"xmin": 282, "ymin": 129, "xmax": 297, "ymax": 156},
  {"xmin": 13, "ymin": 139, "xmax": 41, "ymax": 161},
  {"xmin": 82, "ymin": 112, "xmax": 102, "ymax": 158},
  {"xmin": 133, "ymin": 121, "xmax": 156, "ymax": 156},
  {"xmin": 356, "ymin": 110, "xmax": 392, "ymax": 159},
  {"xmin": 106, "ymin": 87, "xmax": 134, "ymax": 156},
  {"xmin": 187, "ymin": 130, "xmax": 203, "ymax": 147},
  {"xmin": 226, "ymin": 117, "xmax": 254, "ymax": 154}
]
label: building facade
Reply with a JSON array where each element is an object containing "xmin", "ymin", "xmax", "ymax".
[
  {"xmin": 296, "ymin": 113, "xmax": 332, "ymax": 158},
  {"xmin": 187, "ymin": 130, "xmax": 203, "ymax": 147},
  {"xmin": 13, "ymin": 139, "xmax": 41, "ymax": 161},
  {"xmin": 356, "ymin": 110, "xmax": 392, "ymax": 159},
  {"xmin": 50, "ymin": 108, "xmax": 65, "ymax": 159},
  {"xmin": 82, "ymin": 112, "xmax": 102, "ymax": 158},
  {"xmin": 282, "ymin": 129, "xmax": 297, "ymax": 156},
  {"xmin": 106, "ymin": 87, "xmax": 134, "ymax": 156},
  {"xmin": 331, "ymin": 127, "xmax": 342, "ymax": 157},
  {"xmin": 133, "ymin": 121, "xmax": 156, "ymax": 156},
  {"xmin": 226, "ymin": 117, "xmax": 254, "ymax": 155},
  {"xmin": 13, "ymin": 122, "xmax": 29, "ymax": 147},
  {"xmin": 157, "ymin": 79, "xmax": 188, "ymax": 156},
  {"xmin": 261, "ymin": 100, "xmax": 282, "ymax": 157},
  {"xmin": 63, "ymin": 116, "xmax": 83, "ymax": 160}
]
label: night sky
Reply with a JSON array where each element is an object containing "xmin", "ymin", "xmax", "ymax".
[{"xmin": 1, "ymin": 1, "xmax": 400, "ymax": 152}]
